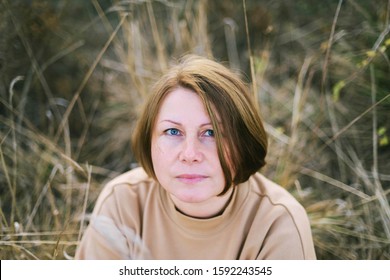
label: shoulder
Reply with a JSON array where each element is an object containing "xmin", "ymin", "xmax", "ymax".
[
  {"xmin": 105, "ymin": 166, "xmax": 151, "ymax": 187},
  {"xmin": 246, "ymin": 173, "xmax": 316, "ymax": 259},
  {"xmin": 93, "ymin": 167, "xmax": 155, "ymax": 214},
  {"xmin": 78, "ymin": 168, "xmax": 156, "ymax": 259},
  {"xmin": 246, "ymin": 172, "xmax": 311, "ymax": 230},
  {"xmin": 249, "ymin": 172, "xmax": 304, "ymax": 212}
]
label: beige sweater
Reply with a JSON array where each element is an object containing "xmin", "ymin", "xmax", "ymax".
[{"xmin": 75, "ymin": 167, "xmax": 316, "ymax": 260}]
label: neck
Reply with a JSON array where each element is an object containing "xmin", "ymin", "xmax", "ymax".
[{"xmin": 170, "ymin": 188, "xmax": 234, "ymax": 219}]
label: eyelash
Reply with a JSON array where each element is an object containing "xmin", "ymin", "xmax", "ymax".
[{"xmin": 164, "ymin": 128, "xmax": 214, "ymax": 137}]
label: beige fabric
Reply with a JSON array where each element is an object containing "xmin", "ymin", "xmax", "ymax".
[{"xmin": 75, "ymin": 167, "xmax": 316, "ymax": 260}]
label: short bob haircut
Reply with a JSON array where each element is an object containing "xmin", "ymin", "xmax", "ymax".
[{"xmin": 132, "ymin": 55, "xmax": 268, "ymax": 195}]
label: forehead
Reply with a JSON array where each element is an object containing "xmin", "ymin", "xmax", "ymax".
[{"xmin": 155, "ymin": 87, "xmax": 211, "ymax": 122}]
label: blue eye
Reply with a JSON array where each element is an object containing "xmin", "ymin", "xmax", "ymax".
[
  {"xmin": 165, "ymin": 128, "xmax": 181, "ymax": 136},
  {"xmin": 204, "ymin": 129, "xmax": 214, "ymax": 137}
]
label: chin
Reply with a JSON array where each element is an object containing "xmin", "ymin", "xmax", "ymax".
[{"xmin": 173, "ymin": 192, "xmax": 211, "ymax": 204}]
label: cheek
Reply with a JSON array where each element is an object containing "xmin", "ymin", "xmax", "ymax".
[
  {"xmin": 151, "ymin": 137, "xmax": 177, "ymax": 172},
  {"xmin": 151, "ymin": 140, "xmax": 165, "ymax": 181},
  {"xmin": 152, "ymin": 137, "xmax": 174, "ymax": 158},
  {"xmin": 151, "ymin": 138, "xmax": 163, "ymax": 165}
]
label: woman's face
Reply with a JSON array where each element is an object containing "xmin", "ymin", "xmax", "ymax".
[{"xmin": 151, "ymin": 87, "xmax": 228, "ymax": 217}]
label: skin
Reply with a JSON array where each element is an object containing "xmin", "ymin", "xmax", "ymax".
[{"xmin": 151, "ymin": 87, "xmax": 233, "ymax": 218}]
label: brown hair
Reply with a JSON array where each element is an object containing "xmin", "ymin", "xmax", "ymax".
[{"xmin": 132, "ymin": 55, "xmax": 267, "ymax": 194}]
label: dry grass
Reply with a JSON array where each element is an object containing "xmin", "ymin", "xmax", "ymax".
[{"xmin": 1, "ymin": 0, "xmax": 389, "ymax": 259}]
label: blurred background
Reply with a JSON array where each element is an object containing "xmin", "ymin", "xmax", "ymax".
[{"xmin": 0, "ymin": 0, "xmax": 389, "ymax": 259}]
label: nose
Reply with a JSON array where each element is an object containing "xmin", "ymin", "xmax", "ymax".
[{"xmin": 179, "ymin": 137, "xmax": 203, "ymax": 163}]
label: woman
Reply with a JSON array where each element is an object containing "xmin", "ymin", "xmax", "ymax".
[{"xmin": 75, "ymin": 55, "xmax": 316, "ymax": 259}]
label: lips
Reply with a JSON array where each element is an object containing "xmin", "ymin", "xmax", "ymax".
[{"xmin": 176, "ymin": 174, "xmax": 208, "ymax": 184}]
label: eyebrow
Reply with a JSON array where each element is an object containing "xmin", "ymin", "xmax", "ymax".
[{"xmin": 159, "ymin": 119, "xmax": 213, "ymax": 127}]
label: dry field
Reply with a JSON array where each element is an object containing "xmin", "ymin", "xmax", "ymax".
[{"xmin": 0, "ymin": 0, "xmax": 389, "ymax": 259}]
